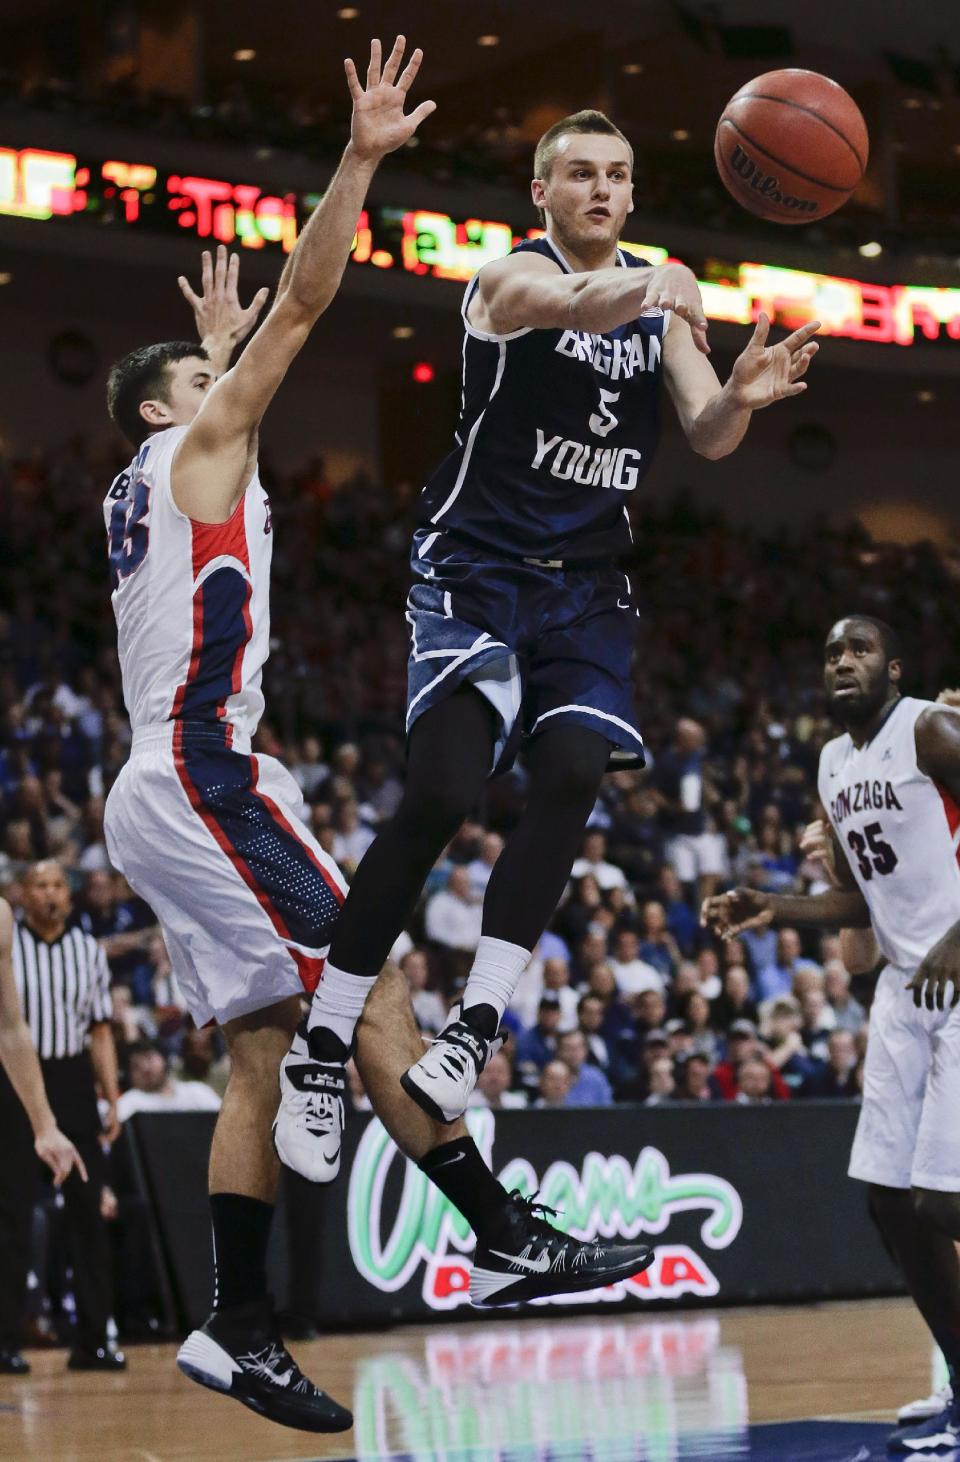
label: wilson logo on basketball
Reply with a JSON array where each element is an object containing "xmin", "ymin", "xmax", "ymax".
[
  {"xmin": 728, "ymin": 145, "xmax": 818, "ymax": 215},
  {"xmin": 347, "ymin": 1110, "xmax": 744, "ymax": 1311}
]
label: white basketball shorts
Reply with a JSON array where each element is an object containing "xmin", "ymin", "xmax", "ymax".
[
  {"xmin": 849, "ymin": 963, "xmax": 960, "ymax": 1192},
  {"xmin": 104, "ymin": 722, "xmax": 347, "ymax": 1028}
]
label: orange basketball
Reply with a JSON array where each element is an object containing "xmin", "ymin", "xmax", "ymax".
[{"xmin": 714, "ymin": 69, "xmax": 868, "ymax": 224}]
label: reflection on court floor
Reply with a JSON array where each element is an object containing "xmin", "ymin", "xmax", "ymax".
[
  {"xmin": 350, "ymin": 1318, "xmax": 900, "ymax": 1461},
  {"xmin": 0, "ymin": 1300, "xmax": 940, "ymax": 1460}
]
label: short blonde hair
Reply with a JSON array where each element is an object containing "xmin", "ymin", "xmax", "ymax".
[{"xmin": 533, "ymin": 109, "xmax": 633, "ymax": 183}]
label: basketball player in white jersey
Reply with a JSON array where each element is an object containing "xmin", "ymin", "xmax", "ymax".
[
  {"xmin": 703, "ymin": 616, "xmax": 960, "ymax": 1454},
  {"xmin": 102, "ymin": 38, "xmax": 653, "ymax": 1431},
  {"xmin": 101, "ymin": 37, "xmax": 440, "ymax": 1433}
]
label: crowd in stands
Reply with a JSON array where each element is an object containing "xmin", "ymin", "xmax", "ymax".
[{"xmin": 6, "ymin": 438, "xmax": 958, "ymax": 1123}]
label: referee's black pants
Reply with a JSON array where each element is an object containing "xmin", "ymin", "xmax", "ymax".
[{"xmin": 0, "ymin": 1054, "xmax": 113, "ymax": 1352}]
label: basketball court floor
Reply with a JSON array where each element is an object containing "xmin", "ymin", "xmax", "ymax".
[{"xmin": 0, "ymin": 1296, "xmax": 946, "ymax": 1461}]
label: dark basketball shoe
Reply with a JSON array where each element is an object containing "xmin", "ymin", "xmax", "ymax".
[
  {"xmin": 470, "ymin": 1190, "xmax": 655, "ymax": 1306},
  {"xmin": 176, "ymin": 1300, "xmax": 352, "ymax": 1433}
]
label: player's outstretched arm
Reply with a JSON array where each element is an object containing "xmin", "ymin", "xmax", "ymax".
[
  {"xmin": 701, "ymin": 830, "xmax": 870, "ymax": 939},
  {"xmin": 473, "ymin": 256, "xmax": 709, "ymax": 350},
  {"xmin": 0, "ymin": 901, "xmax": 88, "ymax": 1186},
  {"xmin": 173, "ymin": 35, "xmax": 435, "ymax": 521},
  {"xmin": 907, "ymin": 706, "xmax": 960, "ymax": 1009},
  {"xmin": 665, "ymin": 310, "xmax": 820, "ymax": 460}
]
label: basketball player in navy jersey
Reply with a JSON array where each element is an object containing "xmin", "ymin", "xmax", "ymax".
[
  {"xmin": 102, "ymin": 46, "xmax": 653, "ymax": 1424},
  {"xmin": 276, "ymin": 109, "xmax": 819, "ymax": 1209}
]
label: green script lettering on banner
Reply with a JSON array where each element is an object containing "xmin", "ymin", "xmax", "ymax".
[{"xmin": 348, "ymin": 1112, "xmax": 742, "ymax": 1299}]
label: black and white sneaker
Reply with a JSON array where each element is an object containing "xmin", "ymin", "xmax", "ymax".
[
  {"xmin": 401, "ymin": 1007, "xmax": 505, "ymax": 1123},
  {"xmin": 177, "ymin": 1300, "xmax": 352, "ymax": 1433},
  {"xmin": 272, "ymin": 1028, "xmax": 347, "ymax": 1184},
  {"xmin": 470, "ymin": 1190, "xmax": 655, "ymax": 1307}
]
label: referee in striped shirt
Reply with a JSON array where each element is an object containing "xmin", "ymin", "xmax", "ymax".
[{"xmin": 0, "ymin": 860, "xmax": 125, "ymax": 1370}]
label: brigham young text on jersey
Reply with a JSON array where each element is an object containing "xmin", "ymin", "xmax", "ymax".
[{"xmin": 417, "ymin": 237, "xmax": 667, "ymax": 563}]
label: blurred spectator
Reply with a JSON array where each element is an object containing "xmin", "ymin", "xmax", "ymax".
[
  {"xmin": 675, "ymin": 1051, "xmax": 715, "ymax": 1102},
  {"xmin": 424, "ymin": 866, "xmax": 482, "ymax": 988},
  {"xmin": 514, "ymin": 994, "xmax": 563, "ymax": 1090},
  {"xmin": 823, "ymin": 960, "xmax": 867, "ymax": 1034},
  {"xmin": 608, "ymin": 929, "xmax": 664, "ymax": 997},
  {"xmin": 713, "ymin": 1021, "xmax": 790, "ymax": 1101},
  {"xmin": 331, "ymin": 799, "xmax": 375, "ymax": 872},
  {"xmin": 711, "ymin": 964, "xmax": 759, "ymax": 1031},
  {"xmin": 536, "ymin": 1060, "xmax": 574, "ymax": 1109},
  {"xmin": 643, "ymin": 1055, "xmax": 676, "ymax": 1106},
  {"xmin": 761, "ymin": 995, "xmax": 819, "ymax": 1093},
  {"xmin": 541, "ymin": 956, "xmax": 579, "ymax": 1032},
  {"xmin": 800, "ymin": 1029, "xmax": 860, "ymax": 1098},
  {"xmin": 653, "ymin": 719, "xmax": 725, "ymax": 898},
  {"xmin": 401, "ymin": 949, "xmax": 446, "ymax": 1035},
  {"xmin": 680, "ymin": 991, "xmax": 720, "ymax": 1063},
  {"xmin": 174, "ymin": 1025, "xmax": 229, "ymax": 1099},
  {"xmin": 555, "ymin": 873, "xmax": 605, "ymax": 947},
  {"xmin": 570, "ymin": 831, "xmax": 628, "ymax": 893},
  {"xmin": 756, "ymin": 928, "xmax": 822, "ymax": 1003},
  {"xmin": 583, "ymin": 962, "xmax": 634, "ymax": 1044},
  {"xmin": 556, "ymin": 1031, "xmax": 613, "ymax": 1107},
  {"xmin": 637, "ymin": 900, "xmax": 681, "ymax": 981},
  {"xmin": 735, "ymin": 1056, "xmax": 775, "ymax": 1106},
  {"xmin": 469, "ymin": 1050, "xmax": 527, "ymax": 1110},
  {"xmin": 656, "ymin": 864, "xmax": 698, "ymax": 956},
  {"xmin": 116, "ymin": 1042, "xmax": 221, "ymax": 1120},
  {"xmin": 290, "ymin": 736, "xmax": 330, "ymax": 801},
  {"xmin": 577, "ymin": 993, "xmax": 611, "ymax": 1074},
  {"xmin": 467, "ymin": 832, "xmax": 504, "ymax": 898},
  {"xmin": 799, "ymin": 986, "xmax": 836, "ymax": 1061}
]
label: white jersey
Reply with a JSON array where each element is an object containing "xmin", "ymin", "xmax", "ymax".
[
  {"xmin": 103, "ymin": 425, "xmax": 272, "ymax": 748},
  {"xmin": 818, "ymin": 696, "xmax": 960, "ymax": 969}
]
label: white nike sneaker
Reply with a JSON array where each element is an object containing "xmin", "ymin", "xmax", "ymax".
[
  {"xmin": 898, "ymin": 1385, "xmax": 953, "ymax": 1424},
  {"xmin": 272, "ymin": 1047, "xmax": 346, "ymax": 1183},
  {"xmin": 400, "ymin": 1008, "xmax": 505, "ymax": 1123}
]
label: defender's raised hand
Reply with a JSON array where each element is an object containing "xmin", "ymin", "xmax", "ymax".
[
  {"xmin": 729, "ymin": 313, "xmax": 820, "ymax": 410},
  {"xmin": 346, "ymin": 36, "xmax": 436, "ymax": 162},
  {"xmin": 179, "ymin": 245, "xmax": 270, "ymax": 374}
]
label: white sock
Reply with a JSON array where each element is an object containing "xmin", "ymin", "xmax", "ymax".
[
  {"xmin": 306, "ymin": 962, "xmax": 377, "ymax": 1047},
  {"xmin": 461, "ymin": 936, "xmax": 531, "ymax": 1023}
]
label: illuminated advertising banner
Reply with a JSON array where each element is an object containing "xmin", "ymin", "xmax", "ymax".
[
  {"xmin": 3, "ymin": 142, "xmax": 959, "ymax": 346},
  {"xmin": 130, "ymin": 1103, "xmax": 900, "ymax": 1334}
]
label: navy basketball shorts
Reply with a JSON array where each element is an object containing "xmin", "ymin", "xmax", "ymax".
[{"xmin": 405, "ymin": 528, "xmax": 645, "ymax": 772}]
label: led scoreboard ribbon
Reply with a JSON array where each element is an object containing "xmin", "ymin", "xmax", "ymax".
[{"xmin": 2, "ymin": 143, "xmax": 959, "ymax": 347}]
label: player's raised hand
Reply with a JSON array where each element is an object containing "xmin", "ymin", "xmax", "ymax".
[
  {"xmin": 641, "ymin": 263, "xmax": 710, "ymax": 354},
  {"xmin": 346, "ymin": 36, "xmax": 436, "ymax": 162},
  {"xmin": 35, "ymin": 1123, "xmax": 88, "ymax": 1187},
  {"xmin": 730, "ymin": 313, "xmax": 820, "ymax": 409},
  {"xmin": 701, "ymin": 887, "xmax": 773, "ymax": 938},
  {"xmin": 178, "ymin": 245, "xmax": 270, "ymax": 359}
]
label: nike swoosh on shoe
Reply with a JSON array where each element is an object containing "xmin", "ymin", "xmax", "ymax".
[{"xmin": 489, "ymin": 1248, "xmax": 551, "ymax": 1274}]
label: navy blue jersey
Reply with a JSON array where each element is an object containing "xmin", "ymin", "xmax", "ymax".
[{"xmin": 417, "ymin": 236, "xmax": 668, "ymax": 563}]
